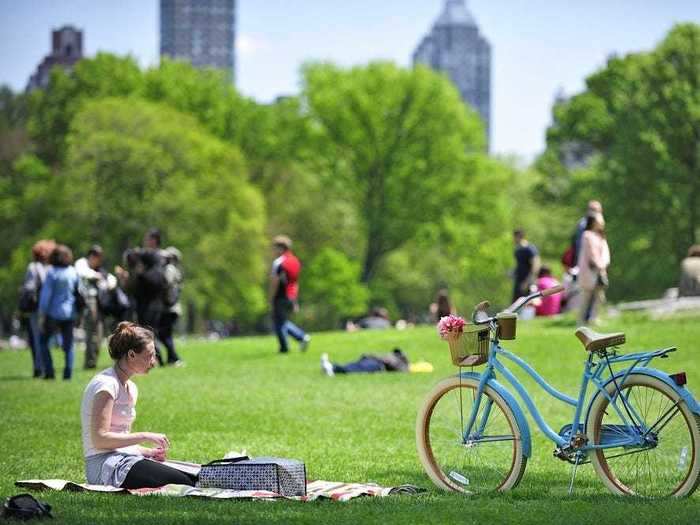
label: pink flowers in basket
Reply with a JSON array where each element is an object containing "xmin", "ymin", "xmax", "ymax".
[{"xmin": 437, "ymin": 315, "xmax": 466, "ymax": 339}]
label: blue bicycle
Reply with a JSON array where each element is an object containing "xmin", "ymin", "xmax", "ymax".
[{"xmin": 416, "ymin": 286, "xmax": 700, "ymax": 497}]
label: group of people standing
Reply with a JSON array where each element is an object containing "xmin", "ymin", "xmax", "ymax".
[
  {"xmin": 19, "ymin": 229, "xmax": 185, "ymax": 380},
  {"xmin": 511, "ymin": 200, "xmax": 610, "ymax": 325}
]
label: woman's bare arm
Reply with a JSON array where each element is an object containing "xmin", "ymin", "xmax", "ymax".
[{"xmin": 91, "ymin": 391, "xmax": 170, "ymax": 451}]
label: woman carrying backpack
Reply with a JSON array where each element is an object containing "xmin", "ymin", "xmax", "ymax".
[
  {"xmin": 20, "ymin": 239, "xmax": 55, "ymax": 377},
  {"xmin": 38, "ymin": 244, "xmax": 79, "ymax": 380}
]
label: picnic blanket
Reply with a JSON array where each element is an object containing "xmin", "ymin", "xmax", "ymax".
[{"xmin": 15, "ymin": 479, "xmax": 424, "ymax": 502}]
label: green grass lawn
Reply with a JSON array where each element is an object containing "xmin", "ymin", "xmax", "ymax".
[{"xmin": 1, "ymin": 313, "xmax": 700, "ymax": 524}]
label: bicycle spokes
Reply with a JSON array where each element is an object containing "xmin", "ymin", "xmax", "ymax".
[
  {"xmin": 588, "ymin": 374, "xmax": 700, "ymax": 497},
  {"xmin": 417, "ymin": 377, "xmax": 527, "ymax": 494}
]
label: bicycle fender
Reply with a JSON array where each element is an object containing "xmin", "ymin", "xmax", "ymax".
[
  {"xmin": 586, "ymin": 367, "xmax": 700, "ymax": 420},
  {"xmin": 458, "ymin": 371, "xmax": 532, "ymax": 457}
]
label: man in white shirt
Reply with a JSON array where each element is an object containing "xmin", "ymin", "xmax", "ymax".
[{"xmin": 75, "ymin": 245, "xmax": 106, "ymax": 369}]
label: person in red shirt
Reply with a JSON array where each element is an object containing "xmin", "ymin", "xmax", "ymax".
[{"xmin": 268, "ymin": 236, "xmax": 310, "ymax": 354}]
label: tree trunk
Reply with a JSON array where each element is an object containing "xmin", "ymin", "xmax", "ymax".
[
  {"xmin": 361, "ymin": 241, "xmax": 381, "ymax": 283},
  {"xmin": 689, "ymin": 183, "xmax": 698, "ymax": 247}
]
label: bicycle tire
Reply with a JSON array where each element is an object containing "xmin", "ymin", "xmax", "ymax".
[
  {"xmin": 587, "ymin": 373, "xmax": 700, "ymax": 497},
  {"xmin": 416, "ymin": 375, "xmax": 527, "ymax": 494}
]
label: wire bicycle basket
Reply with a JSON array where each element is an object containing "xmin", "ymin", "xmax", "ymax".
[{"xmin": 445, "ymin": 324, "xmax": 491, "ymax": 366}]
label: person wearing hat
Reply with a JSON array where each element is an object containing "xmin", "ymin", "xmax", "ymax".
[{"xmin": 269, "ymin": 235, "xmax": 311, "ymax": 354}]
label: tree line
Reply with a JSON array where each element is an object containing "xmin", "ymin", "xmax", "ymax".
[{"xmin": 1, "ymin": 23, "xmax": 697, "ymax": 332}]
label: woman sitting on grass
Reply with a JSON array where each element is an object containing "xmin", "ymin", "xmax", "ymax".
[{"xmin": 81, "ymin": 322, "xmax": 196, "ymax": 488}]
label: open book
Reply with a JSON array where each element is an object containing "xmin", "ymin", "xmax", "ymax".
[
  {"xmin": 161, "ymin": 460, "xmax": 201, "ymax": 477},
  {"xmin": 162, "ymin": 450, "xmax": 248, "ymax": 477}
]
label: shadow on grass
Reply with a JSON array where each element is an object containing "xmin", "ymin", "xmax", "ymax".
[
  {"xmin": 369, "ymin": 468, "xmax": 679, "ymax": 504},
  {"xmin": 0, "ymin": 375, "xmax": 34, "ymax": 382}
]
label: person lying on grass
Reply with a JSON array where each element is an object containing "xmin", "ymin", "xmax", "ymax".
[{"xmin": 80, "ymin": 322, "xmax": 196, "ymax": 488}]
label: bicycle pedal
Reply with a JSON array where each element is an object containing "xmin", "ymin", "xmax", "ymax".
[{"xmin": 553, "ymin": 447, "xmax": 571, "ymax": 462}]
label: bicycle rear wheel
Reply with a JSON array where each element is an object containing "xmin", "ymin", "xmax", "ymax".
[
  {"xmin": 587, "ymin": 373, "xmax": 700, "ymax": 497},
  {"xmin": 416, "ymin": 375, "xmax": 527, "ymax": 494}
]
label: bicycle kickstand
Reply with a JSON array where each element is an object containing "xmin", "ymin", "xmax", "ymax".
[{"xmin": 568, "ymin": 453, "xmax": 582, "ymax": 496}]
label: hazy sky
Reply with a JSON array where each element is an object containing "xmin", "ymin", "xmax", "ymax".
[{"xmin": 1, "ymin": 1, "xmax": 699, "ymax": 160}]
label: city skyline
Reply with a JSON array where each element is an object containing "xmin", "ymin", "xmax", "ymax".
[
  {"xmin": 1, "ymin": 0, "xmax": 699, "ymax": 160},
  {"xmin": 160, "ymin": 0, "xmax": 236, "ymax": 81},
  {"xmin": 413, "ymin": 0, "xmax": 491, "ymax": 147}
]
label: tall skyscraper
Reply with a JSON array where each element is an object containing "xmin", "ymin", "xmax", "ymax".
[
  {"xmin": 26, "ymin": 25, "xmax": 84, "ymax": 92},
  {"xmin": 413, "ymin": 0, "xmax": 492, "ymax": 147},
  {"xmin": 160, "ymin": 0, "xmax": 237, "ymax": 81}
]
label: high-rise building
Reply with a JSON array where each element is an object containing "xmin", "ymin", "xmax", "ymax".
[
  {"xmin": 413, "ymin": 0, "xmax": 492, "ymax": 147},
  {"xmin": 160, "ymin": 0, "xmax": 237, "ymax": 81},
  {"xmin": 26, "ymin": 25, "xmax": 84, "ymax": 92}
]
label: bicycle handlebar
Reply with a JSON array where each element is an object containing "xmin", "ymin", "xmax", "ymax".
[
  {"xmin": 473, "ymin": 285, "xmax": 565, "ymax": 323},
  {"xmin": 505, "ymin": 285, "xmax": 565, "ymax": 314},
  {"xmin": 541, "ymin": 284, "xmax": 565, "ymax": 297}
]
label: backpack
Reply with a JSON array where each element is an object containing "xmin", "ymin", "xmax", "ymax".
[
  {"xmin": 73, "ymin": 279, "xmax": 88, "ymax": 314},
  {"xmin": 163, "ymin": 263, "xmax": 183, "ymax": 307},
  {"xmin": 561, "ymin": 245, "xmax": 575, "ymax": 269},
  {"xmin": 2, "ymin": 493, "xmax": 53, "ymax": 520},
  {"xmin": 18, "ymin": 282, "xmax": 39, "ymax": 313},
  {"xmin": 18, "ymin": 267, "xmax": 41, "ymax": 314},
  {"xmin": 98, "ymin": 286, "xmax": 131, "ymax": 317}
]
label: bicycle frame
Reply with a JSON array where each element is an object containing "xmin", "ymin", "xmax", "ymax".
[{"xmin": 462, "ymin": 333, "xmax": 682, "ymax": 453}]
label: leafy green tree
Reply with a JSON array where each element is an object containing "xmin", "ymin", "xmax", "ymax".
[
  {"xmin": 0, "ymin": 85, "xmax": 27, "ymax": 131},
  {"xmin": 262, "ymin": 164, "xmax": 363, "ymax": 260},
  {"xmin": 371, "ymin": 155, "xmax": 515, "ymax": 317},
  {"xmin": 540, "ymin": 23, "xmax": 700, "ymax": 299},
  {"xmin": 300, "ymin": 61, "xmax": 486, "ymax": 282},
  {"xmin": 10, "ymin": 51, "xmax": 561, "ymax": 330},
  {"xmin": 301, "ymin": 248, "xmax": 369, "ymax": 329},
  {"xmin": 15, "ymin": 54, "xmax": 371, "ymax": 327},
  {"xmin": 143, "ymin": 61, "xmax": 318, "ymax": 182},
  {"xmin": 55, "ymin": 97, "xmax": 267, "ymax": 322},
  {"xmin": 0, "ymin": 154, "xmax": 60, "ymax": 323},
  {"xmin": 28, "ymin": 53, "xmax": 143, "ymax": 165}
]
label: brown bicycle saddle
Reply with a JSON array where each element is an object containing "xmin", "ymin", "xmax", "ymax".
[{"xmin": 575, "ymin": 326, "xmax": 626, "ymax": 352}]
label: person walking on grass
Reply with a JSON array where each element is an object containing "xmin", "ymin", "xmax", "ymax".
[
  {"xmin": 269, "ymin": 235, "xmax": 310, "ymax": 354},
  {"xmin": 577, "ymin": 213, "xmax": 610, "ymax": 326},
  {"xmin": 81, "ymin": 322, "xmax": 196, "ymax": 488},
  {"xmin": 572, "ymin": 200, "xmax": 603, "ymax": 268},
  {"xmin": 512, "ymin": 229, "xmax": 541, "ymax": 303},
  {"xmin": 38, "ymin": 244, "xmax": 79, "ymax": 380}
]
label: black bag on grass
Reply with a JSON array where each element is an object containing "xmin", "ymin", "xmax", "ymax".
[{"xmin": 2, "ymin": 493, "xmax": 53, "ymax": 520}]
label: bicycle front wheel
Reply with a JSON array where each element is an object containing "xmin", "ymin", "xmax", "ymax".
[
  {"xmin": 416, "ymin": 375, "xmax": 527, "ymax": 494},
  {"xmin": 587, "ymin": 373, "xmax": 700, "ymax": 497}
]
